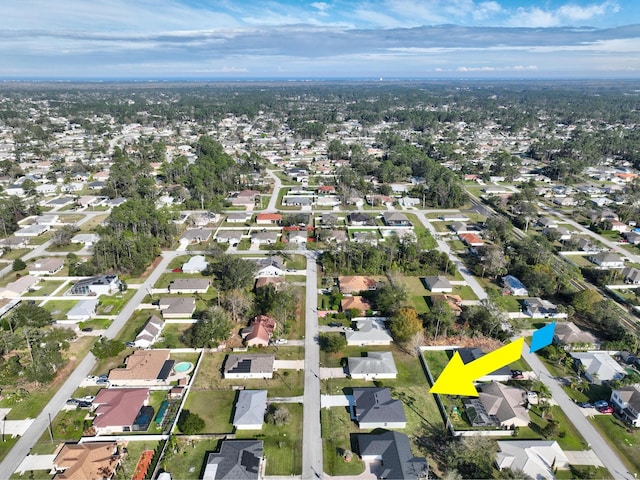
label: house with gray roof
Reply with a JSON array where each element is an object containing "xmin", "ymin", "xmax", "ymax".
[
  {"xmin": 552, "ymin": 322, "xmax": 598, "ymax": 349},
  {"xmin": 70, "ymin": 275, "xmax": 121, "ymax": 296},
  {"xmin": 345, "ymin": 318, "xmax": 393, "ymax": 346},
  {"xmin": 181, "ymin": 228, "xmax": 213, "ymax": 244},
  {"xmin": 168, "ymin": 278, "xmax": 210, "ymax": 294},
  {"xmin": 570, "ymin": 351, "xmax": 626, "ymax": 384},
  {"xmin": 623, "ymin": 267, "xmax": 640, "ymax": 284},
  {"xmin": 423, "ymin": 276, "xmax": 452, "ymax": 293},
  {"xmin": 202, "ymin": 440, "xmax": 263, "ymax": 480},
  {"xmin": 464, "ymin": 382, "xmax": 530, "ymax": 428},
  {"xmin": 589, "ymin": 251, "xmax": 625, "ymax": 269},
  {"xmin": 65, "ymin": 298, "xmax": 98, "ymax": 322},
  {"xmin": 216, "ymin": 230, "xmax": 244, "ymax": 245},
  {"xmin": 348, "ymin": 352, "xmax": 397, "ymax": 380},
  {"xmin": 457, "ymin": 348, "xmax": 512, "ymax": 381},
  {"xmin": 496, "ymin": 440, "xmax": 569, "ymax": 480},
  {"xmin": 134, "ymin": 315, "xmax": 164, "ymax": 349},
  {"xmin": 233, "ymin": 390, "xmax": 267, "ymax": 430},
  {"xmin": 251, "ymin": 231, "xmax": 278, "ymax": 245},
  {"xmin": 382, "ymin": 212, "xmax": 411, "ymax": 227},
  {"xmin": 357, "ymin": 430, "xmax": 428, "ymax": 480},
  {"xmin": 352, "ymin": 388, "xmax": 406, "ymax": 429},
  {"xmin": 158, "ymin": 297, "xmax": 196, "ymax": 318},
  {"xmin": 523, "ymin": 298, "xmax": 567, "ymax": 319},
  {"xmin": 610, "ymin": 384, "xmax": 640, "ymax": 427},
  {"xmin": 224, "ymin": 354, "xmax": 274, "ymax": 379}
]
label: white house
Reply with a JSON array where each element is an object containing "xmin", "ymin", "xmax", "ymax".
[
  {"xmin": 610, "ymin": 385, "xmax": 640, "ymax": 427},
  {"xmin": 589, "ymin": 251, "xmax": 625, "ymax": 269},
  {"xmin": 233, "ymin": 390, "xmax": 268, "ymax": 430},
  {"xmin": 348, "ymin": 352, "xmax": 397, "ymax": 380},
  {"xmin": 496, "ymin": 441, "xmax": 569, "ymax": 480},
  {"xmin": 345, "ymin": 318, "xmax": 393, "ymax": 346},
  {"xmin": 224, "ymin": 354, "xmax": 274, "ymax": 379},
  {"xmin": 570, "ymin": 351, "xmax": 626, "ymax": 384},
  {"xmin": 70, "ymin": 275, "xmax": 121, "ymax": 296},
  {"xmin": 181, "ymin": 255, "xmax": 208, "ymax": 274},
  {"xmin": 133, "ymin": 315, "xmax": 165, "ymax": 349},
  {"xmin": 65, "ymin": 298, "xmax": 99, "ymax": 322}
]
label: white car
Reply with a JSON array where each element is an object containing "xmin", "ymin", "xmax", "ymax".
[{"xmin": 275, "ymin": 338, "xmax": 288, "ymax": 344}]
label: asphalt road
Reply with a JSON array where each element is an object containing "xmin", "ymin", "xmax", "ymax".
[
  {"xmin": 266, "ymin": 169, "xmax": 283, "ymax": 212},
  {"xmin": 0, "ymin": 250, "xmax": 179, "ymax": 478},
  {"xmin": 301, "ymin": 250, "xmax": 323, "ymax": 479},
  {"xmin": 521, "ymin": 347, "xmax": 635, "ymax": 480}
]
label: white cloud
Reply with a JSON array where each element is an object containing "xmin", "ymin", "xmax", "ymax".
[
  {"xmin": 509, "ymin": 1, "xmax": 620, "ymax": 28},
  {"xmin": 558, "ymin": 1, "xmax": 620, "ymax": 22},
  {"xmin": 456, "ymin": 64, "xmax": 537, "ymax": 72}
]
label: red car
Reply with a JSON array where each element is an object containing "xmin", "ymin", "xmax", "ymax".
[
  {"xmin": 597, "ymin": 406, "xmax": 614, "ymax": 414},
  {"xmin": 172, "ymin": 268, "xmax": 182, "ymax": 273}
]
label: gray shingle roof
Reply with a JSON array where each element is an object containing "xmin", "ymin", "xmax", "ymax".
[
  {"xmin": 348, "ymin": 352, "xmax": 397, "ymax": 376},
  {"xmin": 357, "ymin": 430, "xmax": 428, "ymax": 480},
  {"xmin": 353, "ymin": 387, "xmax": 406, "ymax": 426},
  {"xmin": 203, "ymin": 440, "xmax": 263, "ymax": 480}
]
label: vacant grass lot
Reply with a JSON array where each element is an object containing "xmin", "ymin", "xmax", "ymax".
[
  {"xmin": 96, "ymin": 289, "xmax": 136, "ymax": 315},
  {"xmin": 159, "ymin": 437, "xmax": 219, "ymax": 479},
  {"xmin": 592, "ymin": 414, "xmax": 640, "ymax": 474},
  {"xmin": 184, "ymin": 390, "xmax": 236, "ymax": 433},
  {"xmin": 42, "ymin": 299, "xmax": 79, "ymax": 320},
  {"xmin": 322, "ymin": 407, "xmax": 365, "ymax": 476},
  {"xmin": 23, "ymin": 280, "xmax": 66, "ymax": 297}
]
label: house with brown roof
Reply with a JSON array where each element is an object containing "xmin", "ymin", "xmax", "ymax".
[
  {"xmin": 459, "ymin": 233, "xmax": 484, "ymax": 247},
  {"xmin": 464, "ymin": 382, "xmax": 530, "ymax": 428},
  {"xmin": 553, "ymin": 322, "xmax": 598, "ymax": 350},
  {"xmin": 256, "ymin": 212, "xmax": 282, "ymax": 225},
  {"xmin": 91, "ymin": 388, "xmax": 150, "ymax": 434},
  {"xmin": 53, "ymin": 442, "xmax": 121, "ymax": 480},
  {"xmin": 242, "ymin": 315, "xmax": 276, "ymax": 347},
  {"xmin": 338, "ymin": 276, "xmax": 378, "ymax": 294},
  {"xmin": 108, "ymin": 349, "xmax": 174, "ymax": 387},
  {"xmin": 341, "ymin": 296, "xmax": 372, "ymax": 315}
]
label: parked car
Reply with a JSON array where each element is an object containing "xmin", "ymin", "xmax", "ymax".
[
  {"xmin": 275, "ymin": 338, "xmax": 288, "ymax": 344},
  {"xmin": 597, "ymin": 406, "xmax": 614, "ymax": 414},
  {"xmin": 328, "ymin": 322, "xmax": 342, "ymax": 328},
  {"xmin": 511, "ymin": 369, "xmax": 524, "ymax": 380},
  {"xmin": 594, "ymin": 400, "xmax": 609, "ymax": 408},
  {"xmin": 578, "ymin": 402, "xmax": 594, "ymax": 408},
  {"xmin": 172, "ymin": 268, "xmax": 182, "ymax": 272},
  {"xmin": 343, "ymin": 326, "xmax": 354, "ymax": 332},
  {"xmin": 81, "ymin": 327, "xmax": 93, "ymax": 332},
  {"xmin": 66, "ymin": 398, "xmax": 79, "ymax": 405},
  {"xmin": 86, "ymin": 375, "xmax": 97, "ymax": 381},
  {"xmin": 125, "ymin": 341, "xmax": 136, "ymax": 347}
]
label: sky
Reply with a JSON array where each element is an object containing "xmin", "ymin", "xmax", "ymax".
[{"xmin": 2, "ymin": 0, "xmax": 640, "ymax": 79}]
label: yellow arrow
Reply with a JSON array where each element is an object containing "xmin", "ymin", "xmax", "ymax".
[{"xmin": 430, "ymin": 337, "xmax": 525, "ymax": 397}]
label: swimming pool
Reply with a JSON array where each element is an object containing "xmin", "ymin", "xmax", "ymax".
[{"xmin": 173, "ymin": 361, "xmax": 193, "ymax": 373}]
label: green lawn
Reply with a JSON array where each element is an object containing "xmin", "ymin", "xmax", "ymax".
[
  {"xmin": 78, "ymin": 317, "xmax": 113, "ymax": 330},
  {"xmin": 115, "ymin": 309, "xmax": 156, "ymax": 343},
  {"xmin": 158, "ymin": 437, "xmax": 219, "ymax": 479},
  {"xmin": 1, "ymin": 248, "xmax": 30, "ymax": 261},
  {"xmin": 154, "ymin": 323, "xmax": 193, "ymax": 349},
  {"xmin": 23, "ymin": 280, "xmax": 66, "ymax": 297},
  {"xmin": 322, "ymin": 407, "xmax": 365, "ymax": 476},
  {"xmin": 42, "ymin": 299, "xmax": 79, "ymax": 320},
  {"xmin": 286, "ymin": 254, "xmax": 307, "ymax": 270},
  {"xmin": 96, "ymin": 289, "xmax": 136, "ymax": 315},
  {"xmin": 591, "ymin": 415, "xmax": 640, "ymax": 474},
  {"xmin": 45, "ymin": 242, "xmax": 84, "ymax": 253},
  {"xmin": 116, "ymin": 439, "xmax": 161, "ymax": 480},
  {"xmin": 184, "ymin": 390, "xmax": 236, "ymax": 433},
  {"xmin": 453, "ymin": 285, "xmax": 478, "ymax": 301}
]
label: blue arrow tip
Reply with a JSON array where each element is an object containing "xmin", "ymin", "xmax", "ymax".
[{"xmin": 530, "ymin": 322, "xmax": 556, "ymax": 353}]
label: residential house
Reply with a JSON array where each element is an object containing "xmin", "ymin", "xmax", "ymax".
[
  {"xmin": 537, "ymin": 218, "xmax": 558, "ymax": 229},
  {"xmin": 71, "ymin": 233, "xmax": 99, "ymax": 247},
  {"xmin": 398, "ymin": 196, "xmax": 420, "ymax": 207},
  {"xmin": 182, "ymin": 255, "xmax": 208, "ymax": 274},
  {"xmin": 224, "ymin": 354, "xmax": 275, "ymax": 379},
  {"xmin": 341, "ymin": 296, "xmax": 372, "ymax": 315},
  {"xmin": 459, "ymin": 233, "xmax": 484, "ymax": 247},
  {"xmin": 256, "ymin": 256, "xmax": 286, "ymax": 277},
  {"xmin": 610, "ymin": 385, "xmax": 640, "ymax": 427},
  {"xmin": 589, "ymin": 251, "xmax": 625, "ymax": 269},
  {"xmin": 65, "ymin": 298, "xmax": 99, "ymax": 322},
  {"xmin": 287, "ymin": 230, "xmax": 307, "ymax": 244},
  {"xmin": 352, "ymin": 231, "xmax": 379, "ymax": 246},
  {"xmin": 226, "ymin": 212, "xmax": 252, "ymax": 224},
  {"xmin": 52, "ymin": 442, "xmax": 121, "ymax": 480},
  {"xmin": 348, "ymin": 212, "xmax": 374, "ymax": 226},
  {"xmin": 576, "ymin": 238, "xmax": 599, "ymax": 253},
  {"xmin": 501, "ymin": 275, "xmax": 528, "ymax": 296},
  {"xmin": 345, "ymin": 318, "xmax": 393, "ymax": 346},
  {"xmin": 181, "ymin": 228, "xmax": 213, "ymax": 243},
  {"xmin": 92, "ymin": 388, "xmax": 150, "ymax": 435},
  {"xmin": 229, "ymin": 189, "xmax": 259, "ymax": 207},
  {"xmin": 254, "ymin": 276, "xmax": 285, "ymax": 291},
  {"xmin": 441, "ymin": 214, "xmax": 470, "ymax": 222},
  {"xmin": 215, "ymin": 230, "xmax": 243, "ymax": 245},
  {"xmin": 423, "ymin": 276, "xmax": 452, "ymax": 293},
  {"xmin": 457, "ymin": 348, "xmax": 512, "ymax": 381},
  {"xmin": 449, "ymin": 222, "xmax": 471, "ymax": 234},
  {"xmin": 553, "ymin": 196, "xmax": 576, "ymax": 207},
  {"xmin": 169, "ymin": 278, "xmax": 210, "ymax": 294},
  {"xmin": 324, "ymin": 229, "xmax": 348, "ymax": 244},
  {"xmin": 626, "ymin": 231, "xmax": 640, "ymax": 245},
  {"xmin": 495, "ymin": 440, "xmax": 569, "ymax": 480},
  {"xmin": 348, "ymin": 351, "xmax": 397, "ymax": 380},
  {"xmin": 251, "ymin": 231, "xmax": 278, "ymax": 245},
  {"xmin": 159, "ymin": 297, "xmax": 196, "ymax": 318},
  {"xmin": 611, "ymin": 220, "xmax": 630, "ymax": 233},
  {"xmin": 352, "ymin": 387, "xmax": 406, "ymax": 429},
  {"xmin": 255, "ymin": 213, "xmax": 282, "ymax": 225},
  {"xmin": 382, "ymin": 212, "xmax": 411, "ymax": 227},
  {"xmin": 70, "ymin": 275, "xmax": 121, "ymax": 296},
  {"xmin": 338, "ymin": 276, "xmax": 378, "ymax": 294},
  {"xmin": 623, "ymin": 267, "xmax": 640, "ymax": 284},
  {"xmin": 28, "ymin": 258, "xmax": 64, "ymax": 276},
  {"xmin": 0, "ymin": 275, "xmax": 38, "ymax": 299},
  {"xmin": 318, "ymin": 213, "xmax": 339, "ymax": 227},
  {"xmin": 133, "ymin": 315, "xmax": 164, "ymax": 349},
  {"xmin": 202, "ymin": 440, "xmax": 264, "ymax": 480},
  {"xmin": 283, "ymin": 196, "xmax": 312, "ymax": 207},
  {"xmin": 464, "ymin": 382, "xmax": 530, "ymax": 428},
  {"xmin": 233, "ymin": 390, "xmax": 268, "ymax": 430},
  {"xmin": 553, "ymin": 322, "xmax": 598, "ymax": 350},
  {"xmin": 0, "ymin": 237, "xmax": 29, "ymax": 250},
  {"xmin": 242, "ymin": 315, "xmax": 276, "ymax": 347},
  {"xmin": 108, "ymin": 349, "xmax": 173, "ymax": 387},
  {"xmin": 523, "ymin": 298, "xmax": 567, "ymax": 319},
  {"xmin": 570, "ymin": 352, "xmax": 626, "ymax": 384},
  {"xmin": 357, "ymin": 430, "xmax": 428, "ymax": 480}
]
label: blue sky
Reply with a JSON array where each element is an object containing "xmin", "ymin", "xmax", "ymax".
[{"xmin": 2, "ymin": 0, "xmax": 640, "ymax": 79}]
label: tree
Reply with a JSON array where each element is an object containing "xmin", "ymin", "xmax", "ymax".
[
  {"xmin": 221, "ymin": 289, "xmax": 253, "ymax": 323},
  {"xmin": 426, "ymin": 298, "xmax": 455, "ymax": 340},
  {"xmin": 389, "ymin": 307, "xmax": 422, "ymax": 343},
  {"xmin": 374, "ymin": 281, "xmax": 409, "ymax": 316},
  {"xmin": 444, "ymin": 437, "xmax": 497, "ymax": 479},
  {"xmin": 52, "ymin": 224, "xmax": 80, "ymax": 247},
  {"xmin": 209, "ymin": 255, "xmax": 256, "ymax": 291},
  {"xmin": 5, "ymin": 303, "xmax": 52, "ymax": 332},
  {"xmin": 476, "ymin": 244, "xmax": 507, "ymax": 279},
  {"xmin": 12, "ymin": 258, "xmax": 26, "ymax": 271},
  {"xmin": 184, "ymin": 307, "xmax": 233, "ymax": 348},
  {"xmin": 177, "ymin": 410, "xmax": 205, "ymax": 434},
  {"xmin": 319, "ymin": 333, "xmax": 346, "ymax": 353},
  {"xmin": 91, "ymin": 337, "xmax": 125, "ymax": 360},
  {"xmin": 268, "ymin": 406, "xmax": 291, "ymax": 426}
]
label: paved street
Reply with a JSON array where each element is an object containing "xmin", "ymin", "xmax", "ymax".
[
  {"xmin": 0, "ymin": 250, "xmax": 180, "ymax": 479},
  {"xmin": 302, "ymin": 251, "xmax": 323, "ymax": 479},
  {"xmin": 521, "ymin": 347, "xmax": 634, "ymax": 480}
]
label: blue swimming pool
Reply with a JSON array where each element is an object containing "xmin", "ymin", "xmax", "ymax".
[{"xmin": 173, "ymin": 361, "xmax": 193, "ymax": 373}]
